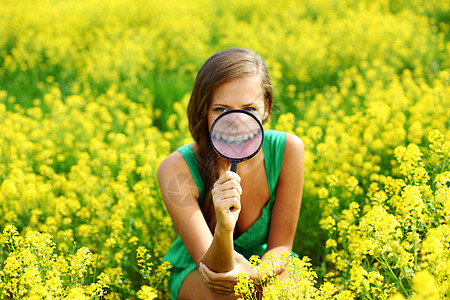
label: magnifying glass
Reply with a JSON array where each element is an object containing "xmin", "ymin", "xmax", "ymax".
[{"xmin": 210, "ymin": 109, "xmax": 264, "ymax": 172}]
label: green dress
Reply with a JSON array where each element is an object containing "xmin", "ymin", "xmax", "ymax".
[{"xmin": 163, "ymin": 130, "xmax": 286, "ymax": 299}]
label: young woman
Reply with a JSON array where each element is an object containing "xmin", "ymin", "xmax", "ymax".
[{"xmin": 157, "ymin": 48, "xmax": 304, "ymax": 299}]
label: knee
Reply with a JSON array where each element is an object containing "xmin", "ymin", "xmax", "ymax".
[
  {"xmin": 179, "ymin": 288, "xmax": 238, "ymax": 300},
  {"xmin": 203, "ymin": 291, "xmax": 238, "ymax": 300}
]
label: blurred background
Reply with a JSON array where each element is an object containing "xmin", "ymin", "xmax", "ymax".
[{"xmin": 1, "ymin": 0, "xmax": 449, "ymax": 299}]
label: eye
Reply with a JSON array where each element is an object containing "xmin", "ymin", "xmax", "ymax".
[
  {"xmin": 214, "ymin": 107, "xmax": 227, "ymax": 112},
  {"xmin": 244, "ymin": 107, "xmax": 257, "ymax": 112}
]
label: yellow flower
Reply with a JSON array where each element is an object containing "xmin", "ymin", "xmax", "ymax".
[
  {"xmin": 234, "ymin": 271, "xmax": 256, "ymax": 297},
  {"xmin": 411, "ymin": 271, "xmax": 440, "ymax": 300},
  {"xmin": 0, "ymin": 1, "xmax": 448, "ymax": 298},
  {"xmin": 428, "ymin": 129, "xmax": 444, "ymax": 156},
  {"xmin": 326, "ymin": 238, "xmax": 337, "ymax": 249},
  {"xmin": 320, "ymin": 215, "xmax": 336, "ymax": 232},
  {"xmin": 66, "ymin": 287, "xmax": 90, "ymax": 300},
  {"xmin": 137, "ymin": 285, "xmax": 158, "ymax": 300},
  {"xmin": 349, "ymin": 260, "xmax": 369, "ymax": 293},
  {"xmin": 89, "ymin": 273, "xmax": 111, "ymax": 297},
  {"xmin": 69, "ymin": 247, "xmax": 94, "ymax": 279},
  {"xmin": 274, "ymin": 112, "xmax": 296, "ymax": 134},
  {"xmin": 421, "ymin": 224, "xmax": 450, "ymax": 294},
  {"xmin": 396, "ymin": 185, "xmax": 427, "ymax": 226},
  {"xmin": 394, "ymin": 144, "xmax": 426, "ymax": 184},
  {"xmin": 3, "ymin": 224, "xmax": 20, "ymax": 249},
  {"xmin": 391, "ymin": 293, "xmax": 406, "ymax": 300}
]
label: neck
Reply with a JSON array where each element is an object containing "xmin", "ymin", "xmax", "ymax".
[{"xmin": 216, "ymin": 150, "xmax": 264, "ymax": 174}]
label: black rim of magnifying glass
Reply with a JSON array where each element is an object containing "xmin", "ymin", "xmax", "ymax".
[{"xmin": 210, "ymin": 109, "xmax": 264, "ymax": 162}]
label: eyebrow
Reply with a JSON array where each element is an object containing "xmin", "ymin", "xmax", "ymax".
[{"xmin": 211, "ymin": 92, "xmax": 264, "ymax": 108}]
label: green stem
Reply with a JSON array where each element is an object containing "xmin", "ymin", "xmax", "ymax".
[
  {"xmin": 379, "ymin": 254, "xmax": 410, "ymax": 297},
  {"xmin": 363, "ymin": 285, "xmax": 375, "ymax": 300},
  {"xmin": 93, "ymin": 248, "xmax": 101, "ymax": 300},
  {"xmin": 413, "ymin": 214, "xmax": 418, "ymax": 270}
]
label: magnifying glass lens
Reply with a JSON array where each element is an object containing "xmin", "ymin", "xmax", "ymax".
[{"xmin": 210, "ymin": 110, "xmax": 264, "ymax": 171}]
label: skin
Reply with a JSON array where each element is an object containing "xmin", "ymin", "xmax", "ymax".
[{"xmin": 157, "ymin": 75, "xmax": 304, "ymax": 300}]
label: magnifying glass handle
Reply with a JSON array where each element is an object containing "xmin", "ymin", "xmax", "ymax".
[
  {"xmin": 229, "ymin": 160, "xmax": 238, "ymax": 211},
  {"xmin": 230, "ymin": 160, "xmax": 237, "ymax": 173}
]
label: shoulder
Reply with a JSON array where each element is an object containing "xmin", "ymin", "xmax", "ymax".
[
  {"xmin": 265, "ymin": 130, "xmax": 304, "ymax": 155},
  {"xmin": 280, "ymin": 132, "xmax": 305, "ymax": 177},
  {"xmin": 157, "ymin": 144, "xmax": 201, "ymax": 205},
  {"xmin": 157, "ymin": 142, "xmax": 196, "ymax": 180},
  {"xmin": 157, "ymin": 151, "xmax": 186, "ymax": 179},
  {"xmin": 284, "ymin": 132, "xmax": 304, "ymax": 158}
]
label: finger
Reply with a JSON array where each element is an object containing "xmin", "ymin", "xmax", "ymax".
[
  {"xmin": 201, "ymin": 276, "xmax": 234, "ymax": 295},
  {"xmin": 204, "ymin": 280, "xmax": 235, "ymax": 295},
  {"xmin": 200, "ymin": 264, "xmax": 231, "ymax": 284},
  {"xmin": 199, "ymin": 263, "xmax": 228, "ymax": 286},
  {"xmin": 214, "ymin": 170, "xmax": 241, "ymax": 186},
  {"xmin": 213, "ymin": 197, "xmax": 241, "ymax": 213},
  {"xmin": 201, "ymin": 263, "xmax": 240, "ymax": 284},
  {"xmin": 211, "ymin": 187, "xmax": 241, "ymax": 207},
  {"xmin": 214, "ymin": 177, "xmax": 241, "ymax": 190},
  {"xmin": 225, "ymin": 170, "xmax": 241, "ymax": 183},
  {"xmin": 212, "ymin": 189, "xmax": 241, "ymax": 202},
  {"xmin": 212, "ymin": 182, "xmax": 242, "ymax": 198},
  {"xmin": 215, "ymin": 179, "xmax": 242, "ymax": 195},
  {"xmin": 229, "ymin": 198, "xmax": 241, "ymax": 212},
  {"xmin": 199, "ymin": 266, "xmax": 211, "ymax": 285},
  {"xmin": 211, "ymin": 288, "xmax": 235, "ymax": 295}
]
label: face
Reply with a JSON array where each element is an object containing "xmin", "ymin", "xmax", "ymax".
[{"xmin": 208, "ymin": 75, "xmax": 268, "ymax": 131}]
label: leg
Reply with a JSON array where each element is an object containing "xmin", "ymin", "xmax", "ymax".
[{"xmin": 178, "ymin": 269, "xmax": 238, "ymax": 300}]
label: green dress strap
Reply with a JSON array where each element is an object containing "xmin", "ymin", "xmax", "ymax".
[{"xmin": 176, "ymin": 144, "xmax": 206, "ymax": 204}]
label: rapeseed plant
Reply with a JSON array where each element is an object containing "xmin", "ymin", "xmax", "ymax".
[
  {"xmin": 136, "ymin": 246, "xmax": 172, "ymax": 299},
  {"xmin": 235, "ymin": 252, "xmax": 347, "ymax": 299},
  {"xmin": 0, "ymin": 0, "xmax": 449, "ymax": 298},
  {"xmin": 320, "ymin": 133, "xmax": 449, "ymax": 299},
  {"xmin": 0, "ymin": 225, "xmax": 110, "ymax": 299}
]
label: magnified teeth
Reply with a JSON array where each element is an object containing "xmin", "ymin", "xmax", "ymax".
[
  {"xmin": 212, "ymin": 129, "xmax": 261, "ymax": 146},
  {"xmin": 236, "ymin": 134, "xmax": 245, "ymax": 142}
]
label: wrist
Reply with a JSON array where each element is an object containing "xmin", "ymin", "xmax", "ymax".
[{"xmin": 214, "ymin": 224, "xmax": 234, "ymax": 236}]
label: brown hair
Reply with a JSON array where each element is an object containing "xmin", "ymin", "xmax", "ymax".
[{"xmin": 187, "ymin": 48, "xmax": 273, "ymax": 231}]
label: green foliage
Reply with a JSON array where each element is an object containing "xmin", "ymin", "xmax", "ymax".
[{"xmin": 0, "ymin": 0, "xmax": 449, "ymax": 298}]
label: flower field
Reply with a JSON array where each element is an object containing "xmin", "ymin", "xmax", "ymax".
[{"xmin": 0, "ymin": 0, "xmax": 449, "ymax": 299}]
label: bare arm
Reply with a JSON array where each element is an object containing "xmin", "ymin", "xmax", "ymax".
[
  {"xmin": 200, "ymin": 170, "xmax": 242, "ymax": 272},
  {"xmin": 157, "ymin": 152, "xmax": 242, "ymax": 272},
  {"xmin": 262, "ymin": 133, "xmax": 304, "ymax": 272},
  {"xmin": 157, "ymin": 151, "xmax": 213, "ymax": 265}
]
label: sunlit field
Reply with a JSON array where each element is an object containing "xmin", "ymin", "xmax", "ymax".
[{"xmin": 1, "ymin": 0, "xmax": 449, "ymax": 299}]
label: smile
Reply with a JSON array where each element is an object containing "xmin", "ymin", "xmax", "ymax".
[{"xmin": 211, "ymin": 128, "xmax": 261, "ymax": 147}]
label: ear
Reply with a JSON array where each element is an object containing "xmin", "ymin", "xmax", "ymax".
[
  {"xmin": 262, "ymin": 107, "xmax": 270, "ymax": 122},
  {"xmin": 262, "ymin": 92, "xmax": 272, "ymax": 122}
]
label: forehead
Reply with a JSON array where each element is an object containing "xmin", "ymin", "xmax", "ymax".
[{"xmin": 211, "ymin": 76, "xmax": 264, "ymax": 106}]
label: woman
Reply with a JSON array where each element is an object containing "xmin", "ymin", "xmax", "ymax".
[{"xmin": 157, "ymin": 48, "xmax": 304, "ymax": 299}]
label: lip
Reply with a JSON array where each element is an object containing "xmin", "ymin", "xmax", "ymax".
[
  {"xmin": 212, "ymin": 130, "xmax": 262, "ymax": 159},
  {"xmin": 211, "ymin": 128, "xmax": 261, "ymax": 147}
]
